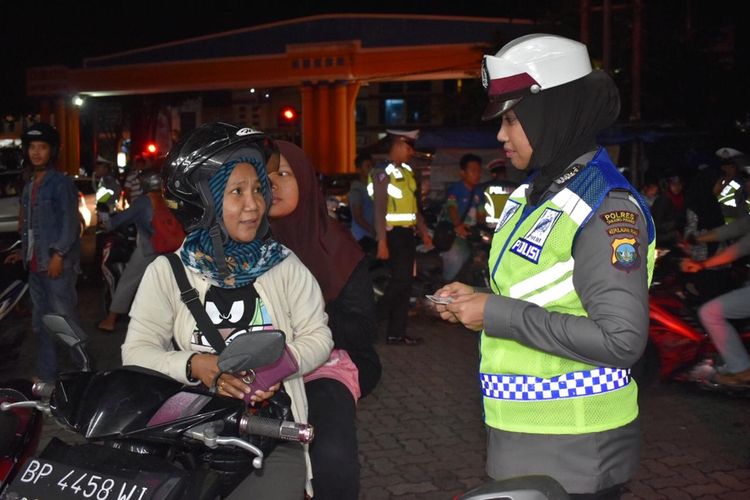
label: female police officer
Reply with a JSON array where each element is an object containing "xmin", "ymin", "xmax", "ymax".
[{"xmin": 435, "ymin": 34, "xmax": 655, "ymax": 498}]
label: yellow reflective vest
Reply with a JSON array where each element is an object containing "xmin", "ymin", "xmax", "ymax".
[{"xmin": 367, "ymin": 163, "xmax": 417, "ymax": 227}]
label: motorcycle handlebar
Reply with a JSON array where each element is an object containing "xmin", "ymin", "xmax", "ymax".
[
  {"xmin": 239, "ymin": 413, "xmax": 314, "ymax": 444},
  {"xmin": 31, "ymin": 381, "xmax": 55, "ymax": 400}
]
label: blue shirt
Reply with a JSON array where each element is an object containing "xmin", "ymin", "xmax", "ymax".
[
  {"xmin": 348, "ymin": 179, "xmax": 374, "ymax": 241},
  {"xmin": 443, "ymin": 181, "xmax": 485, "ymax": 226}
]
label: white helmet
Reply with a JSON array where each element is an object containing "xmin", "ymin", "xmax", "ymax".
[{"xmin": 481, "ymin": 34, "xmax": 593, "ymax": 120}]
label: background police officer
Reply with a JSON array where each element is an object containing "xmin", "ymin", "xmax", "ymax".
[
  {"xmin": 370, "ymin": 129, "xmax": 432, "ymax": 345},
  {"xmin": 713, "ymin": 147, "xmax": 749, "ymax": 224}
]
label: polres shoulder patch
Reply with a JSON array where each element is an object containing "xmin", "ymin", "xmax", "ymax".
[{"xmin": 601, "ymin": 210, "xmax": 638, "ymax": 226}]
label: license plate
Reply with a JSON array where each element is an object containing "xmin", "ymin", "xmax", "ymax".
[{"xmin": 4, "ymin": 457, "xmax": 165, "ymax": 500}]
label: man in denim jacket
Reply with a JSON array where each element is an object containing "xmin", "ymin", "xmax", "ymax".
[{"xmin": 7, "ymin": 123, "xmax": 81, "ymax": 382}]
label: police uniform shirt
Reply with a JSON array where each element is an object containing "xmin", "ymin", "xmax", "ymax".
[{"xmin": 482, "ymin": 158, "xmax": 650, "ymax": 492}]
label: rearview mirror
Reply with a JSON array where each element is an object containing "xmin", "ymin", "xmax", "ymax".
[
  {"xmin": 217, "ymin": 330, "xmax": 285, "ymax": 374},
  {"xmin": 42, "ymin": 314, "xmax": 91, "ymax": 372}
]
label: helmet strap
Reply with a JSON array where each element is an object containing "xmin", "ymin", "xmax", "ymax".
[
  {"xmin": 209, "ymin": 223, "xmax": 230, "ymax": 277},
  {"xmin": 198, "ymin": 178, "xmax": 230, "ymax": 277}
]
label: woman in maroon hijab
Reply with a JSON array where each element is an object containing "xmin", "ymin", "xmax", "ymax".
[{"xmin": 269, "ymin": 141, "xmax": 381, "ymax": 500}]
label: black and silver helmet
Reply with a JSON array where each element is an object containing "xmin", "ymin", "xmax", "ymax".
[
  {"xmin": 21, "ymin": 122, "xmax": 60, "ymax": 164},
  {"xmin": 162, "ymin": 122, "xmax": 279, "ymax": 233}
]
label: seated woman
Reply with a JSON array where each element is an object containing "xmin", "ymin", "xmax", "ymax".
[
  {"xmin": 268, "ymin": 141, "xmax": 382, "ymax": 500},
  {"xmin": 121, "ymin": 123, "xmax": 333, "ymax": 500}
]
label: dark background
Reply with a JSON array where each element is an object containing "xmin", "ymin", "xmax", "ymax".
[{"xmin": 1, "ymin": 0, "xmax": 748, "ymax": 149}]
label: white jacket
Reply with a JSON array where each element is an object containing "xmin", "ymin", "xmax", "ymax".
[{"xmin": 122, "ymin": 251, "xmax": 333, "ymax": 490}]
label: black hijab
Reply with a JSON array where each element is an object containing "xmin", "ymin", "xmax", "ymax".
[{"xmin": 514, "ymin": 70, "xmax": 621, "ymax": 204}]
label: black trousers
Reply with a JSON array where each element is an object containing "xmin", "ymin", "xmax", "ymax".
[
  {"xmin": 305, "ymin": 378, "xmax": 359, "ymax": 500},
  {"xmin": 377, "ymin": 226, "xmax": 415, "ymax": 338}
]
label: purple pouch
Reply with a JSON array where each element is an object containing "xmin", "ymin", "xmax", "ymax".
[{"xmin": 240, "ymin": 346, "xmax": 298, "ymax": 403}]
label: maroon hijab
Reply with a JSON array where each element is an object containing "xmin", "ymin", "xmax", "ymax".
[{"xmin": 270, "ymin": 141, "xmax": 363, "ymax": 302}]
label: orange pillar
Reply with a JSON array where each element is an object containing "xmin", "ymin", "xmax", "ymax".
[
  {"xmin": 54, "ymin": 98, "xmax": 68, "ymax": 173},
  {"xmin": 331, "ymin": 83, "xmax": 348, "ymax": 173},
  {"xmin": 314, "ymin": 84, "xmax": 331, "ymax": 174},
  {"xmin": 346, "ymin": 81, "xmax": 361, "ymax": 174},
  {"xmin": 67, "ymin": 104, "xmax": 80, "ymax": 176},
  {"xmin": 39, "ymin": 100, "xmax": 52, "ymax": 124},
  {"xmin": 300, "ymin": 84, "xmax": 317, "ymax": 167}
]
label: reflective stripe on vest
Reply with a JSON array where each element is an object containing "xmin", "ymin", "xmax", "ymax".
[
  {"xmin": 718, "ymin": 180, "xmax": 741, "ymax": 207},
  {"xmin": 385, "ymin": 213, "xmax": 417, "ymax": 223},
  {"xmin": 96, "ymin": 186, "xmax": 115, "ymax": 203},
  {"xmin": 481, "ymin": 367, "xmax": 630, "ymax": 401},
  {"xmin": 484, "ymin": 185, "xmax": 514, "ymax": 224}
]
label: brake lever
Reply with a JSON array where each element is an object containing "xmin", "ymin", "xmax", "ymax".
[
  {"xmin": 1, "ymin": 400, "xmax": 52, "ymax": 416},
  {"xmin": 184, "ymin": 422, "xmax": 265, "ymax": 469}
]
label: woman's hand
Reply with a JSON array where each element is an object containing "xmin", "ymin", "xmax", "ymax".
[
  {"xmin": 445, "ymin": 293, "xmax": 489, "ymax": 331},
  {"xmin": 248, "ymin": 382, "xmax": 281, "ymax": 405},
  {"xmin": 191, "ymin": 353, "xmax": 252, "ymax": 400},
  {"xmin": 433, "ymin": 282, "xmax": 476, "ymax": 323}
]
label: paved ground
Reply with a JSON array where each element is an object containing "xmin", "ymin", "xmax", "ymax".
[{"xmin": 2, "ymin": 230, "xmax": 750, "ymax": 499}]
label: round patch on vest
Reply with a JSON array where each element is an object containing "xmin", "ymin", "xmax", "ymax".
[{"xmin": 611, "ymin": 237, "xmax": 640, "ymax": 270}]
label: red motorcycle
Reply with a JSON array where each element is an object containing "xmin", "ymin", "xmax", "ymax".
[
  {"xmin": 0, "ymin": 380, "xmax": 43, "ymax": 492},
  {"xmin": 635, "ymin": 249, "xmax": 750, "ymax": 390}
]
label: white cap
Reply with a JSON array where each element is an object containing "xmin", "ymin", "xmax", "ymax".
[
  {"xmin": 481, "ymin": 34, "xmax": 592, "ymax": 120},
  {"xmin": 715, "ymin": 147, "xmax": 744, "ymax": 160},
  {"xmin": 386, "ymin": 129, "xmax": 419, "ymax": 146}
]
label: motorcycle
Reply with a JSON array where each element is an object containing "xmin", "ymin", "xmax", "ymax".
[
  {"xmin": 0, "ymin": 314, "xmax": 314, "ymax": 499},
  {"xmin": 97, "ymin": 209, "xmax": 136, "ymax": 313},
  {"xmin": 633, "ymin": 248, "xmax": 750, "ymax": 392},
  {"xmin": 457, "ymin": 475, "xmax": 570, "ymax": 500},
  {"xmin": 452, "ymin": 224, "xmax": 494, "ymax": 289},
  {"xmin": 0, "ymin": 241, "xmax": 29, "ymax": 362}
]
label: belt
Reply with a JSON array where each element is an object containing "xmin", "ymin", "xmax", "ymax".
[{"xmin": 480, "ymin": 367, "xmax": 630, "ymax": 401}]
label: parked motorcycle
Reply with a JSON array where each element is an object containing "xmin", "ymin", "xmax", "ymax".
[
  {"xmin": 0, "ymin": 314, "xmax": 314, "ymax": 499},
  {"xmin": 0, "ymin": 241, "xmax": 29, "ymax": 362}
]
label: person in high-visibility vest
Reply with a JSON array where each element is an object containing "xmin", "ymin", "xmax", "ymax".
[
  {"xmin": 369, "ymin": 129, "xmax": 432, "ymax": 345},
  {"xmin": 433, "ymin": 34, "xmax": 655, "ymax": 497},
  {"xmin": 713, "ymin": 147, "xmax": 749, "ymax": 224},
  {"xmin": 94, "ymin": 156, "xmax": 121, "ymax": 212},
  {"xmin": 481, "ymin": 156, "xmax": 519, "ymax": 228}
]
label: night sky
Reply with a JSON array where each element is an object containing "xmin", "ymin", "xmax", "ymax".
[{"xmin": 1, "ymin": 0, "xmax": 748, "ymax": 148}]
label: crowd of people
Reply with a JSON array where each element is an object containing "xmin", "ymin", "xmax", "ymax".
[{"xmin": 6, "ymin": 31, "xmax": 750, "ymax": 499}]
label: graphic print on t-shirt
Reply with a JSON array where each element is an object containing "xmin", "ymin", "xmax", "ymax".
[{"xmin": 190, "ymin": 285, "xmax": 274, "ymax": 353}]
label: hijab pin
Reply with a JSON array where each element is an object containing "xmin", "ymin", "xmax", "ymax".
[{"xmin": 530, "ymin": 84, "xmax": 541, "ymax": 94}]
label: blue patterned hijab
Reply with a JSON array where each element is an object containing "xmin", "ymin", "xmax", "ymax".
[{"xmin": 180, "ymin": 156, "xmax": 289, "ymax": 288}]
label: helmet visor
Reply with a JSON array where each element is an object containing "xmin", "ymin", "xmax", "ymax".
[{"xmin": 482, "ymin": 96, "xmax": 523, "ymax": 121}]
